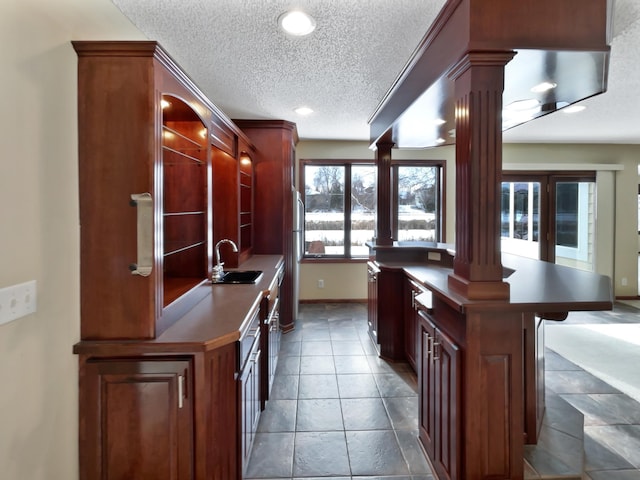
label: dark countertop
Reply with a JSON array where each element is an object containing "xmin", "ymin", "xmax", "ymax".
[
  {"xmin": 373, "ymin": 247, "xmax": 613, "ymax": 314},
  {"xmin": 74, "ymin": 255, "xmax": 284, "ymax": 355}
]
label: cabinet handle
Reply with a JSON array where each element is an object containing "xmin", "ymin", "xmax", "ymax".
[
  {"xmin": 252, "ymin": 349, "xmax": 261, "ymax": 364},
  {"xmin": 412, "ymin": 290, "xmax": 418, "ymax": 309},
  {"xmin": 178, "ymin": 374, "xmax": 185, "ymax": 409},
  {"xmin": 432, "ymin": 341, "xmax": 441, "ymax": 362},
  {"xmin": 129, "ymin": 193, "xmax": 153, "ymax": 277},
  {"xmin": 423, "ymin": 331, "xmax": 433, "ymax": 359}
]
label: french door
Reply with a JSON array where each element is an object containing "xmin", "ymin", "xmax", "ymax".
[{"xmin": 501, "ymin": 173, "xmax": 596, "ymax": 271}]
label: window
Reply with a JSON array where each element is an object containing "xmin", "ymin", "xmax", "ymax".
[
  {"xmin": 302, "ymin": 161, "xmax": 376, "ymax": 258},
  {"xmin": 392, "ymin": 163, "xmax": 443, "ymax": 243},
  {"xmin": 501, "ymin": 172, "xmax": 596, "ymax": 271},
  {"xmin": 301, "ymin": 159, "xmax": 444, "ymax": 259}
]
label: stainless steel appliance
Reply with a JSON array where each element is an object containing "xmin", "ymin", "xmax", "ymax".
[{"xmin": 292, "ymin": 190, "xmax": 303, "ymax": 320}]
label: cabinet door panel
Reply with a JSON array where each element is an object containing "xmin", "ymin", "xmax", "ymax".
[
  {"xmin": 434, "ymin": 329, "xmax": 461, "ymax": 480},
  {"xmin": 418, "ymin": 314, "xmax": 436, "ymax": 458},
  {"xmin": 82, "ymin": 358, "xmax": 193, "ymax": 480}
]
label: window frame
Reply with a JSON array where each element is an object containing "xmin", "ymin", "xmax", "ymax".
[
  {"xmin": 391, "ymin": 160, "xmax": 446, "ymax": 244},
  {"xmin": 300, "ymin": 159, "xmax": 375, "ymax": 262},
  {"xmin": 300, "ymin": 158, "xmax": 446, "ymax": 262}
]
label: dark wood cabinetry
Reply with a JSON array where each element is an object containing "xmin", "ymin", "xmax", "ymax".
[
  {"xmin": 405, "ymin": 278, "xmax": 427, "ymax": 371},
  {"xmin": 74, "ymin": 41, "xmax": 218, "ymax": 340},
  {"xmin": 211, "ymin": 141, "xmax": 256, "ymax": 268},
  {"xmin": 234, "ymin": 120, "xmax": 298, "ymax": 330},
  {"xmin": 238, "ymin": 306, "xmax": 262, "ymax": 474},
  {"xmin": 80, "ymin": 357, "xmax": 194, "ymax": 480},
  {"xmin": 367, "ymin": 263, "xmax": 405, "ymax": 360},
  {"xmin": 72, "ymin": 41, "xmax": 279, "ymax": 480},
  {"xmin": 261, "ymin": 262, "xmax": 284, "ymax": 408},
  {"xmin": 367, "ymin": 261, "xmax": 380, "ymax": 345},
  {"xmin": 417, "ymin": 305, "xmax": 460, "ymax": 480},
  {"xmin": 77, "ymin": 342, "xmax": 239, "ymax": 480}
]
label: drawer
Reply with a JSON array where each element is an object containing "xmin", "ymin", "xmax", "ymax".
[{"xmin": 239, "ymin": 308, "xmax": 261, "ymax": 372}]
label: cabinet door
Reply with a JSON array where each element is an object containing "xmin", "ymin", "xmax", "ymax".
[
  {"xmin": 434, "ymin": 328, "xmax": 461, "ymax": 480},
  {"xmin": 239, "ymin": 331, "xmax": 262, "ymax": 474},
  {"xmin": 80, "ymin": 358, "xmax": 193, "ymax": 480},
  {"xmin": 405, "ymin": 279, "xmax": 423, "ymax": 371},
  {"xmin": 418, "ymin": 313, "xmax": 437, "ymax": 458},
  {"xmin": 367, "ymin": 262, "xmax": 379, "ymax": 346}
]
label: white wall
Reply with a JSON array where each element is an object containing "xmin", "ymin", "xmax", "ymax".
[{"xmin": 0, "ymin": 2, "xmax": 144, "ymax": 479}]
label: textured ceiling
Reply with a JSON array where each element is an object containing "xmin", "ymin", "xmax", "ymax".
[{"xmin": 112, "ymin": 0, "xmax": 640, "ymax": 144}]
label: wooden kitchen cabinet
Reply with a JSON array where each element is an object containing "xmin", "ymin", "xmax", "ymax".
[
  {"xmin": 74, "ymin": 41, "xmax": 218, "ymax": 340},
  {"xmin": 418, "ymin": 305, "xmax": 461, "ymax": 480},
  {"xmin": 405, "ymin": 278, "xmax": 426, "ymax": 372},
  {"xmin": 367, "ymin": 261, "xmax": 380, "ymax": 346},
  {"xmin": 211, "ymin": 139, "xmax": 256, "ymax": 268},
  {"xmin": 79, "ymin": 357, "xmax": 194, "ymax": 480},
  {"xmin": 77, "ymin": 341, "xmax": 239, "ymax": 480},
  {"xmin": 367, "ymin": 263, "xmax": 405, "ymax": 360},
  {"xmin": 73, "ymin": 41, "xmax": 278, "ymax": 480},
  {"xmin": 238, "ymin": 307, "xmax": 262, "ymax": 474},
  {"xmin": 233, "ymin": 120, "xmax": 298, "ymax": 330},
  {"xmin": 261, "ymin": 262, "xmax": 284, "ymax": 408}
]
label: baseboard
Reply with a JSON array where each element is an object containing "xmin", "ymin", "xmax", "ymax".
[{"xmin": 615, "ymin": 295, "xmax": 640, "ymax": 300}]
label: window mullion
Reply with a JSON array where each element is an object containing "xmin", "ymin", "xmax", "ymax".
[{"xmin": 345, "ymin": 164, "xmax": 352, "ymax": 258}]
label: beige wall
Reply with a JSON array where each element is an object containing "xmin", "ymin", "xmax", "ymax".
[
  {"xmin": 297, "ymin": 141, "xmax": 640, "ymax": 300},
  {"xmin": 503, "ymin": 143, "xmax": 640, "ymax": 296},
  {"xmin": 296, "ymin": 140, "xmax": 457, "ymax": 300},
  {"xmin": 0, "ymin": 2, "xmax": 144, "ymax": 479}
]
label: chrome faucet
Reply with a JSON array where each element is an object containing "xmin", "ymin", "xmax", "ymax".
[{"xmin": 212, "ymin": 239, "xmax": 238, "ymax": 282}]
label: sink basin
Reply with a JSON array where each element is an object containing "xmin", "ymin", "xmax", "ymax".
[{"xmin": 214, "ymin": 270, "xmax": 263, "ymax": 284}]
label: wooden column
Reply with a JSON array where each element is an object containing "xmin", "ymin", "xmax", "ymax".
[
  {"xmin": 447, "ymin": 51, "xmax": 516, "ymax": 300},
  {"xmin": 374, "ymin": 136, "xmax": 394, "ymax": 246}
]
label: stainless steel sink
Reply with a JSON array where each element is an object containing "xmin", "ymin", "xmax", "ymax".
[{"xmin": 213, "ymin": 270, "xmax": 263, "ymax": 284}]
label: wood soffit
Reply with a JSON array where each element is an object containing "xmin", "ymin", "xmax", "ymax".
[{"xmin": 369, "ymin": 0, "xmax": 612, "ymax": 148}]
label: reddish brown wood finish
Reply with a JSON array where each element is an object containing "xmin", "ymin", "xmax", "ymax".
[
  {"xmin": 73, "ymin": 41, "xmax": 227, "ymax": 340},
  {"xmin": 522, "ymin": 313, "xmax": 545, "ymax": 445},
  {"xmin": 79, "ymin": 357, "xmax": 194, "ymax": 480},
  {"xmin": 376, "ymin": 266, "xmax": 406, "ymax": 361},
  {"xmin": 418, "ymin": 308, "xmax": 461, "ymax": 480},
  {"xmin": 447, "ymin": 52, "xmax": 514, "ymax": 300},
  {"xmin": 204, "ymin": 343, "xmax": 239, "ymax": 480},
  {"xmin": 374, "ymin": 138, "xmax": 394, "ymax": 246},
  {"xmin": 212, "ymin": 146, "xmax": 241, "ymax": 268},
  {"xmin": 234, "ymin": 120, "xmax": 299, "ymax": 330},
  {"xmin": 405, "ymin": 278, "xmax": 424, "ymax": 371},
  {"xmin": 367, "ymin": 262, "xmax": 380, "ymax": 346},
  {"xmin": 369, "ymin": 0, "xmax": 610, "ymax": 145}
]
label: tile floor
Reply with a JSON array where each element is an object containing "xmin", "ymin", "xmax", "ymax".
[
  {"xmin": 245, "ymin": 302, "xmax": 640, "ymax": 480},
  {"xmin": 549, "ymin": 303, "xmax": 640, "ymax": 480}
]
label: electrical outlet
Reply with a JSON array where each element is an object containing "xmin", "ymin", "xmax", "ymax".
[
  {"xmin": 621, "ymin": 277, "xmax": 628, "ymax": 286},
  {"xmin": 317, "ymin": 279, "xmax": 324, "ymax": 289},
  {"xmin": 0, "ymin": 280, "xmax": 37, "ymax": 326}
]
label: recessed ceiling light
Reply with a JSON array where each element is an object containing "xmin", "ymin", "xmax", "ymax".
[
  {"xmin": 279, "ymin": 10, "xmax": 316, "ymax": 36},
  {"xmin": 562, "ymin": 105, "xmax": 587, "ymax": 114},
  {"xmin": 530, "ymin": 82, "xmax": 557, "ymax": 93},
  {"xmin": 294, "ymin": 106, "xmax": 314, "ymax": 116}
]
